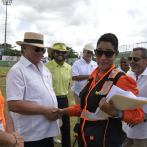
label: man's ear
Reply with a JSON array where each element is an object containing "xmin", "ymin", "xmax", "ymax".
[
  {"xmin": 115, "ymin": 51, "xmax": 119, "ymax": 57},
  {"xmin": 22, "ymin": 45, "xmax": 26, "ymax": 51},
  {"xmin": 22, "ymin": 45, "xmax": 28, "ymax": 55},
  {"xmin": 145, "ymin": 57, "xmax": 147, "ymax": 66}
]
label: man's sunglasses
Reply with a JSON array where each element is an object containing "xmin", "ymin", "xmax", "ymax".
[
  {"xmin": 87, "ymin": 51, "xmax": 93, "ymax": 55},
  {"xmin": 54, "ymin": 50, "xmax": 66, "ymax": 55},
  {"xmin": 94, "ymin": 50, "xmax": 116, "ymax": 58},
  {"xmin": 128, "ymin": 57, "xmax": 141, "ymax": 62},
  {"xmin": 34, "ymin": 47, "xmax": 46, "ymax": 54}
]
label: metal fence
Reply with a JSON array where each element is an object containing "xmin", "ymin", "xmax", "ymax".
[{"xmin": 115, "ymin": 41, "xmax": 147, "ymax": 67}]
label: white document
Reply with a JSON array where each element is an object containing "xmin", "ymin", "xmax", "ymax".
[
  {"xmin": 106, "ymin": 85, "xmax": 146, "ymax": 101},
  {"xmin": 0, "ymin": 123, "xmax": 4, "ymax": 131},
  {"xmin": 95, "ymin": 85, "xmax": 147, "ymax": 117}
]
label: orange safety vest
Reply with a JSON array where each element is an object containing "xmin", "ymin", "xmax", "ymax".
[
  {"xmin": 79, "ymin": 67, "xmax": 126, "ymax": 147},
  {"xmin": 0, "ymin": 90, "xmax": 6, "ymax": 131}
]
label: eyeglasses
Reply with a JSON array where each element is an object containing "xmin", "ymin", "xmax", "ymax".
[
  {"xmin": 128, "ymin": 57, "xmax": 141, "ymax": 62},
  {"xmin": 54, "ymin": 50, "xmax": 66, "ymax": 55},
  {"xmin": 87, "ymin": 51, "xmax": 93, "ymax": 55},
  {"xmin": 33, "ymin": 47, "xmax": 46, "ymax": 54},
  {"xmin": 94, "ymin": 50, "xmax": 116, "ymax": 58}
]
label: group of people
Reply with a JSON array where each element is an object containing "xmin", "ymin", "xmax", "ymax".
[{"xmin": 0, "ymin": 31, "xmax": 147, "ymax": 147}]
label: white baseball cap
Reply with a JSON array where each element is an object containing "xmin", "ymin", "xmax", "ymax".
[{"xmin": 83, "ymin": 43, "xmax": 95, "ymax": 51}]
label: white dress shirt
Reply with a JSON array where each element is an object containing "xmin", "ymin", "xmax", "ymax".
[
  {"xmin": 71, "ymin": 58, "xmax": 97, "ymax": 96},
  {"xmin": 123, "ymin": 67, "xmax": 147, "ymax": 139},
  {"xmin": 6, "ymin": 56, "xmax": 60, "ymax": 141}
]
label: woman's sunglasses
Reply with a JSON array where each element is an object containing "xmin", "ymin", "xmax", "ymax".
[
  {"xmin": 34, "ymin": 47, "xmax": 46, "ymax": 54},
  {"xmin": 128, "ymin": 57, "xmax": 141, "ymax": 62},
  {"xmin": 94, "ymin": 50, "xmax": 116, "ymax": 58},
  {"xmin": 54, "ymin": 50, "xmax": 66, "ymax": 55}
]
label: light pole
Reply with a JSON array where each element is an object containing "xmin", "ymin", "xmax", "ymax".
[{"xmin": 1, "ymin": 0, "xmax": 12, "ymax": 50}]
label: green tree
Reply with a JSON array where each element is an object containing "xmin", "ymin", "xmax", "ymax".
[
  {"xmin": 1, "ymin": 43, "xmax": 21, "ymax": 56},
  {"xmin": 66, "ymin": 46, "xmax": 79, "ymax": 58}
]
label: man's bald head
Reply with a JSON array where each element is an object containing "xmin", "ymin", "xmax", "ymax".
[{"xmin": 119, "ymin": 56, "xmax": 130, "ymax": 73}]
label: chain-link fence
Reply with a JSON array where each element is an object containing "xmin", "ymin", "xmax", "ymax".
[{"xmin": 115, "ymin": 41, "xmax": 147, "ymax": 67}]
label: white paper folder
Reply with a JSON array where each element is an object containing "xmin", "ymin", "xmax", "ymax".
[{"xmin": 95, "ymin": 85, "xmax": 147, "ymax": 117}]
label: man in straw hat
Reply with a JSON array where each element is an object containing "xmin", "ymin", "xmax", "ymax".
[
  {"xmin": 6, "ymin": 32, "xmax": 60, "ymax": 147},
  {"xmin": 44, "ymin": 43, "xmax": 72, "ymax": 147}
]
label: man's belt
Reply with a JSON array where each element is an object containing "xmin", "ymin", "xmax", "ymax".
[{"xmin": 56, "ymin": 95, "xmax": 66, "ymax": 98}]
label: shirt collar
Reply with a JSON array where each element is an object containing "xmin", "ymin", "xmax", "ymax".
[
  {"xmin": 141, "ymin": 67, "xmax": 147, "ymax": 75},
  {"xmin": 52, "ymin": 59, "xmax": 65, "ymax": 67},
  {"xmin": 135, "ymin": 67, "xmax": 147, "ymax": 76},
  {"xmin": 81, "ymin": 57, "xmax": 92, "ymax": 64},
  {"xmin": 130, "ymin": 67, "xmax": 147, "ymax": 79},
  {"xmin": 20, "ymin": 55, "xmax": 43, "ymax": 68},
  {"xmin": 91, "ymin": 64, "xmax": 115, "ymax": 78}
]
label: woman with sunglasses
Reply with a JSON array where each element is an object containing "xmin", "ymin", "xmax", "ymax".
[{"xmin": 58, "ymin": 33, "xmax": 144, "ymax": 147}]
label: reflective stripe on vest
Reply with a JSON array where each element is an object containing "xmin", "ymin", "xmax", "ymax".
[
  {"xmin": 100, "ymin": 81, "xmax": 112, "ymax": 95},
  {"xmin": 99, "ymin": 69, "xmax": 120, "ymax": 95},
  {"xmin": 110, "ymin": 69, "xmax": 120, "ymax": 78},
  {"xmin": 81, "ymin": 110, "xmax": 108, "ymax": 120}
]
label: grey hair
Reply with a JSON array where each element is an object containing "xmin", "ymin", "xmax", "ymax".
[
  {"xmin": 21, "ymin": 45, "xmax": 24, "ymax": 55},
  {"xmin": 133, "ymin": 47, "xmax": 147, "ymax": 58},
  {"xmin": 21, "ymin": 45, "xmax": 30, "ymax": 55}
]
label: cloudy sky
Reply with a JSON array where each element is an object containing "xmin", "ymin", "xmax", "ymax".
[{"xmin": 0, "ymin": 0, "xmax": 147, "ymax": 56}]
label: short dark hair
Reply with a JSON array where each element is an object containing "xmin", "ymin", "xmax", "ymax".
[
  {"xmin": 120, "ymin": 56, "xmax": 129, "ymax": 61},
  {"xmin": 133, "ymin": 47, "xmax": 147, "ymax": 58},
  {"xmin": 97, "ymin": 33, "xmax": 118, "ymax": 51},
  {"xmin": 119, "ymin": 56, "xmax": 129, "ymax": 64}
]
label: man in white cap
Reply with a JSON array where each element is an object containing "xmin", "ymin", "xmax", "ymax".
[
  {"xmin": 6, "ymin": 32, "xmax": 60, "ymax": 147},
  {"xmin": 44, "ymin": 43, "xmax": 72, "ymax": 147},
  {"xmin": 71, "ymin": 43, "xmax": 97, "ymax": 125}
]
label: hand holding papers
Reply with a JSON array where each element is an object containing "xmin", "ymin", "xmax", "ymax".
[{"xmin": 95, "ymin": 85, "xmax": 147, "ymax": 117}]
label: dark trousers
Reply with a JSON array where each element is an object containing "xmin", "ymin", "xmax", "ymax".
[
  {"xmin": 57, "ymin": 96, "xmax": 71, "ymax": 147},
  {"xmin": 24, "ymin": 137, "xmax": 54, "ymax": 147}
]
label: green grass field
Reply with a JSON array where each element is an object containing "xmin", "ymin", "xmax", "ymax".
[{"xmin": 0, "ymin": 66, "xmax": 78, "ymax": 147}]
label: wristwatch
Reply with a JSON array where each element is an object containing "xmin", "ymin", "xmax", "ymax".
[{"xmin": 113, "ymin": 110, "xmax": 123, "ymax": 119}]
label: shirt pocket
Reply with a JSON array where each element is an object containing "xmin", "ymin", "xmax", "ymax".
[
  {"xmin": 43, "ymin": 76, "xmax": 52, "ymax": 88},
  {"xmin": 25, "ymin": 80, "xmax": 43, "ymax": 101}
]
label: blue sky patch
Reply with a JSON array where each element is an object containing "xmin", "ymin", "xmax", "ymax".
[
  {"xmin": 17, "ymin": 21, "xmax": 31, "ymax": 32},
  {"xmin": 127, "ymin": 9, "xmax": 141, "ymax": 19}
]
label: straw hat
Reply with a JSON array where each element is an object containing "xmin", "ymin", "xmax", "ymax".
[
  {"xmin": 47, "ymin": 43, "xmax": 71, "ymax": 56},
  {"xmin": 16, "ymin": 32, "xmax": 46, "ymax": 48}
]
